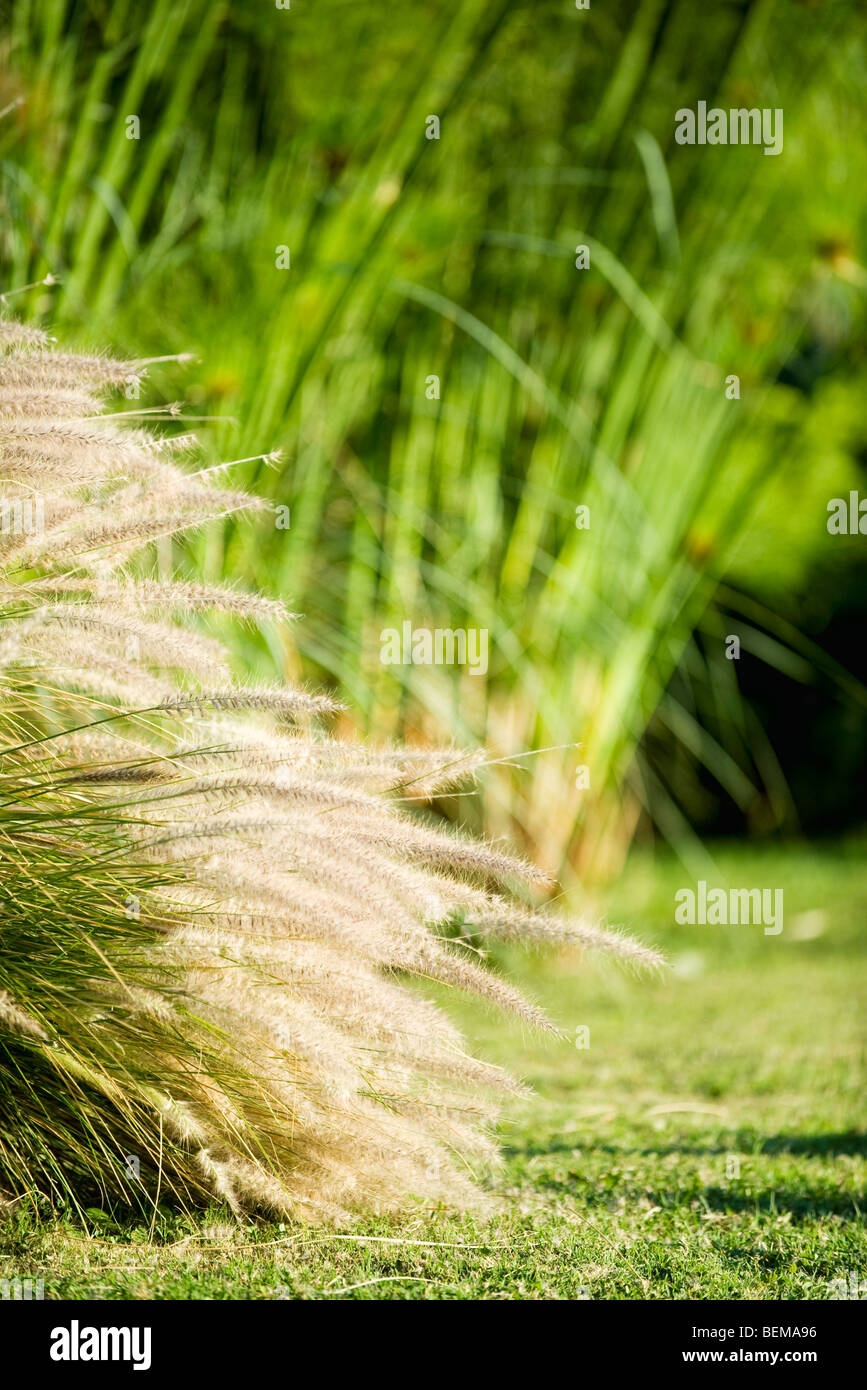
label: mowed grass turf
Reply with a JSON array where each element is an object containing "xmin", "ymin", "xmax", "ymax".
[{"xmin": 1, "ymin": 841, "xmax": 864, "ymax": 1300}]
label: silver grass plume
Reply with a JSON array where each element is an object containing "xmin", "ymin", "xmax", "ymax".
[{"xmin": 0, "ymin": 315, "xmax": 662, "ymax": 1221}]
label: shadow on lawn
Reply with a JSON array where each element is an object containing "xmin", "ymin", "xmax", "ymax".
[
  {"xmin": 525, "ymin": 1173, "xmax": 863, "ymax": 1220},
  {"xmin": 511, "ymin": 1130, "xmax": 867, "ymax": 1161},
  {"xmin": 507, "ymin": 1131, "xmax": 866, "ymax": 1219},
  {"xmin": 667, "ymin": 1187, "xmax": 864, "ymax": 1220}
]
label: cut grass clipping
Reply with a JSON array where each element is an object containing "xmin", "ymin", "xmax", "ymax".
[{"xmin": 0, "ymin": 316, "xmax": 660, "ymax": 1222}]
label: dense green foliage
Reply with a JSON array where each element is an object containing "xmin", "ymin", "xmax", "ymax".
[{"xmin": 3, "ymin": 1, "xmax": 865, "ymax": 877}]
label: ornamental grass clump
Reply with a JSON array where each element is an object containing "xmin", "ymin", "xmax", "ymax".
[{"xmin": 0, "ymin": 315, "xmax": 660, "ymax": 1221}]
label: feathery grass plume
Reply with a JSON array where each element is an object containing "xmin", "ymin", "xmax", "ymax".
[{"xmin": 0, "ymin": 314, "xmax": 662, "ymax": 1222}]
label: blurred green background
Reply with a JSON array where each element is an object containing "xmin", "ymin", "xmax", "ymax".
[{"xmin": 2, "ymin": 0, "xmax": 865, "ymax": 889}]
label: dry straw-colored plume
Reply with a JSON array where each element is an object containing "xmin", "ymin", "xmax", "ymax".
[{"xmin": 0, "ymin": 314, "xmax": 661, "ymax": 1221}]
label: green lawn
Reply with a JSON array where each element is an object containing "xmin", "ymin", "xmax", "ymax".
[{"xmin": 2, "ymin": 841, "xmax": 864, "ymax": 1300}]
